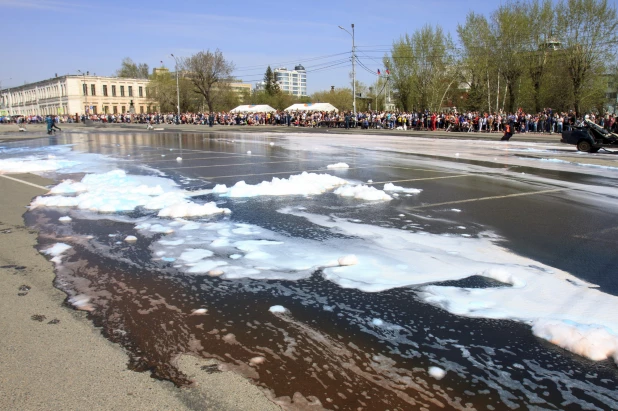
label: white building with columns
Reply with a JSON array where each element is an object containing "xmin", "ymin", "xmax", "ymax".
[{"xmin": 0, "ymin": 74, "xmax": 155, "ymax": 117}]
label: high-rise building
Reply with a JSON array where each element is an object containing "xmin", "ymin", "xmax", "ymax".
[{"xmin": 274, "ymin": 65, "xmax": 307, "ymax": 97}]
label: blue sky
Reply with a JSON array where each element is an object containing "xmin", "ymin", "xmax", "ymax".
[{"xmin": 2, "ymin": 0, "xmax": 610, "ymax": 95}]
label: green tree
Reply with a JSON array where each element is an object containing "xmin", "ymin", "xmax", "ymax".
[
  {"xmin": 311, "ymin": 88, "xmax": 353, "ymax": 111},
  {"xmin": 491, "ymin": 3, "xmax": 530, "ymax": 113},
  {"xmin": 263, "ymin": 66, "xmax": 280, "ymax": 95},
  {"xmin": 385, "ymin": 40, "xmax": 413, "ymax": 111},
  {"xmin": 148, "ymin": 69, "xmax": 202, "ymax": 112},
  {"xmin": 181, "ymin": 49, "xmax": 235, "ymax": 112},
  {"xmin": 386, "ymin": 25, "xmax": 456, "ymax": 111},
  {"xmin": 249, "ymin": 90, "xmax": 307, "ymax": 111},
  {"xmin": 147, "ymin": 69, "xmax": 176, "ymax": 112},
  {"xmin": 458, "ymin": 12, "xmax": 495, "ymax": 112},
  {"xmin": 524, "ymin": 0, "xmax": 557, "ymax": 113},
  {"xmin": 556, "ymin": 0, "xmax": 618, "ymax": 114},
  {"xmin": 116, "ymin": 58, "xmax": 149, "ymax": 79},
  {"xmin": 211, "ymin": 83, "xmax": 240, "ymax": 112}
]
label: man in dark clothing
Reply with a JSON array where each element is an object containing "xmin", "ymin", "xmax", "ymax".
[
  {"xmin": 501, "ymin": 116, "xmax": 515, "ymax": 141},
  {"xmin": 344, "ymin": 112, "xmax": 350, "ymax": 129},
  {"xmin": 46, "ymin": 116, "xmax": 61, "ymax": 134}
]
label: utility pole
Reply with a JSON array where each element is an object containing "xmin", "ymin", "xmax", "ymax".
[
  {"xmin": 171, "ymin": 54, "xmax": 181, "ymax": 124},
  {"xmin": 339, "ymin": 23, "xmax": 356, "ymax": 114},
  {"xmin": 386, "ymin": 75, "xmax": 389, "ymax": 110}
]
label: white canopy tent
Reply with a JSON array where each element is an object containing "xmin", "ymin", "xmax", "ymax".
[
  {"xmin": 285, "ymin": 103, "xmax": 338, "ymax": 112},
  {"xmin": 230, "ymin": 104, "xmax": 276, "ymax": 113}
]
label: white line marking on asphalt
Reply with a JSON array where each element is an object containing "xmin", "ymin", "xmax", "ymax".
[
  {"xmin": 195, "ymin": 167, "xmax": 465, "ymax": 181},
  {"xmin": 411, "ymin": 188, "xmax": 565, "ymax": 209},
  {"xmin": 0, "ymin": 174, "xmax": 49, "ymax": 191},
  {"xmin": 197, "ymin": 166, "xmax": 378, "ymax": 180},
  {"xmin": 138, "ymin": 154, "xmax": 298, "ymax": 163},
  {"xmin": 160, "ymin": 160, "xmax": 303, "ymax": 170},
  {"xmin": 368, "ymin": 175, "xmax": 471, "ymax": 184}
]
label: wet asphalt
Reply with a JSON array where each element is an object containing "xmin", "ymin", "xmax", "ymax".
[{"xmin": 5, "ymin": 128, "xmax": 618, "ymax": 410}]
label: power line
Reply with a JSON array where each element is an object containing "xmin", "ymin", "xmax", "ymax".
[
  {"xmin": 306, "ymin": 61, "xmax": 350, "ymax": 73},
  {"xmin": 230, "ymin": 60, "xmax": 350, "ymax": 84},
  {"xmin": 355, "ymin": 57, "xmax": 378, "ymax": 76},
  {"xmin": 233, "ymin": 52, "xmax": 350, "ymax": 72},
  {"xmin": 231, "ymin": 57, "xmax": 351, "ymax": 81}
]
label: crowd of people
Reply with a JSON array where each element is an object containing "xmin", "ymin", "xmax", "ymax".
[{"xmin": 3, "ymin": 108, "xmax": 618, "ymax": 136}]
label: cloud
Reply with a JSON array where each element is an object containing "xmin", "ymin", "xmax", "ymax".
[
  {"xmin": 146, "ymin": 9, "xmax": 332, "ymax": 30},
  {"xmin": 0, "ymin": 0, "xmax": 92, "ymax": 12}
]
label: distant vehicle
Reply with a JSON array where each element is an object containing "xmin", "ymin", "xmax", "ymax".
[{"xmin": 561, "ymin": 119, "xmax": 618, "ymax": 152}]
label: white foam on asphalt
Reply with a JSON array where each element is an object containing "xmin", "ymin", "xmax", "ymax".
[{"xmin": 10, "ymin": 139, "xmax": 618, "ymax": 365}]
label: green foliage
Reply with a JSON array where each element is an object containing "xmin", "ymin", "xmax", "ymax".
[
  {"xmin": 263, "ymin": 66, "xmax": 280, "ymax": 96},
  {"xmin": 181, "ymin": 49, "xmax": 235, "ymax": 111},
  {"xmin": 211, "ymin": 83, "xmax": 240, "ymax": 112},
  {"xmin": 148, "ymin": 69, "xmax": 200, "ymax": 112},
  {"xmin": 386, "ymin": 25, "xmax": 457, "ymax": 112},
  {"xmin": 388, "ymin": 0, "xmax": 618, "ymax": 114},
  {"xmin": 116, "ymin": 58, "xmax": 149, "ymax": 79},
  {"xmin": 311, "ymin": 88, "xmax": 353, "ymax": 111},
  {"xmin": 457, "ymin": 12, "xmax": 495, "ymax": 112},
  {"xmin": 556, "ymin": 0, "xmax": 618, "ymax": 113},
  {"xmin": 248, "ymin": 90, "xmax": 308, "ymax": 111}
]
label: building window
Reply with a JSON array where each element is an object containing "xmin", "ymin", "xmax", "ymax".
[
  {"xmin": 139, "ymin": 86, "xmax": 143, "ymax": 97},
  {"xmin": 121, "ymin": 106, "xmax": 126, "ymax": 113},
  {"xmin": 128, "ymin": 86, "xmax": 133, "ymax": 97},
  {"xmin": 83, "ymin": 84, "xmax": 88, "ymax": 96},
  {"xmin": 140, "ymin": 106, "xmax": 144, "ymax": 113},
  {"xmin": 103, "ymin": 106, "xmax": 109, "ymax": 114},
  {"xmin": 103, "ymin": 85, "xmax": 108, "ymax": 96},
  {"xmin": 113, "ymin": 106, "xmax": 118, "ymax": 114},
  {"xmin": 120, "ymin": 86, "xmax": 125, "ymax": 97},
  {"xmin": 112, "ymin": 85, "xmax": 117, "ymax": 97},
  {"xmin": 91, "ymin": 84, "xmax": 96, "ymax": 96}
]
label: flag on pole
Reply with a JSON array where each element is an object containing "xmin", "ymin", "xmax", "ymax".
[
  {"xmin": 377, "ymin": 69, "xmax": 381, "ymax": 75},
  {"xmin": 386, "ymin": 69, "xmax": 390, "ymax": 75}
]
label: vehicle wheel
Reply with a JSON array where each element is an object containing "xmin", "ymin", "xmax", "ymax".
[{"xmin": 577, "ymin": 140, "xmax": 592, "ymax": 152}]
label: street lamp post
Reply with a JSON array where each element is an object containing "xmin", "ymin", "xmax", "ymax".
[
  {"xmin": 339, "ymin": 23, "xmax": 356, "ymax": 115},
  {"xmin": 170, "ymin": 54, "xmax": 181, "ymax": 124}
]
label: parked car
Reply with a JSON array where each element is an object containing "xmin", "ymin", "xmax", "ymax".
[{"xmin": 561, "ymin": 119, "xmax": 618, "ymax": 152}]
